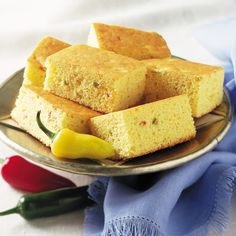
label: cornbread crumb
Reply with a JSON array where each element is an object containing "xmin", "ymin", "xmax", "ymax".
[
  {"xmin": 143, "ymin": 58, "xmax": 224, "ymax": 117},
  {"xmin": 23, "ymin": 36, "xmax": 70, "ymax": 87},
  {"xmin": 11, "ymin": 85, "xmax": 101, "ymax": 146},
  {"xmin": 88, "ymin": 23, "xmax": 171, "ymax": 60},
  {"xmin": 44, "ymin": 45, "xmax": 147, "ymax": 113},
  {"xmin": 90, "ymin": 95, "xmax": 196, "ymax": 159}
]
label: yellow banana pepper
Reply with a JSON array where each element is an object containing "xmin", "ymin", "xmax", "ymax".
[{"xmin": 36, "ymin": 111, "xmax": 115, "ymax": 159}]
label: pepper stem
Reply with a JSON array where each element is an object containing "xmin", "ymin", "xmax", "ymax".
[
  {"xmin": 0, "ymin": 158, "xmax": 5, "ymax": 164},
  {"xmin": 36, "ymin": 111, "xmax": 56, "ymax": 140},
  {"xmin": 0, "ymin": 206, "xmax": 19, "ymax": 216}
]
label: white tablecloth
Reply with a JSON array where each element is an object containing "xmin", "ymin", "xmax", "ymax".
[{"xmin": 0, "ymin": 0, "xmax": 236, "ymax": 235}]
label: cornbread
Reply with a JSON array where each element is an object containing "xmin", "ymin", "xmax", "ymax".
[
  {"xmin": 90, "ymin": 95, "xmax": 196, "ymax": 159},
  {"xmin": 44, "ymin": 45, "xmax": 147, "ymax": 113},
  {"xmin": 23, "ymin": 36, "xmax": 70, "ymax": 87},
  {"xmin": 143, "ymin": 58, "xmax": 224, "ymax": 117},
  {"xmin": 87, "ymin": 23, "xmax": 171, "ymax": 60},
  {"xmin": 11, "ymin": 85, "xmax": 101, "ymax": 146}
]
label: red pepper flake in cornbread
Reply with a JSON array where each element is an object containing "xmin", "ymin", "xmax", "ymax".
[{"xmin": 139, "ymin": 120, "xmax": 147, "ymax": 126}]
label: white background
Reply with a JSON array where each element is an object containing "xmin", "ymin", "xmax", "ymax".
[{"xmin": 0, "ymin": 0, "xmax": 236, "ymax": 235}]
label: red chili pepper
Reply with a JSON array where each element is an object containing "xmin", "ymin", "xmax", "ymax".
[{"xmin": 0, "ymin": 155, "xmax": 76, "ymax": 193}]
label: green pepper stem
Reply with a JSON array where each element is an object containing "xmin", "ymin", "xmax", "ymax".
[
  {"xmin": 36, "ymin": 111, "xmax": 56, "ymax": 140},
  {"xmin": 0, "ymin": 158, "xmax": 5, "ymax": 164},
  {"xmin": 0, "ymin": 206, "xmax": 19, "ymax": 216}
]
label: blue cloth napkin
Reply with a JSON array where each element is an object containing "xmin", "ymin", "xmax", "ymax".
[{"xmin": 84, "ymin": 18, "xmax": 236, "ymax": 236}]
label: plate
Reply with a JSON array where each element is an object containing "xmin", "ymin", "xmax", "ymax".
[{"xmin": 0, "ymin": 69, "xmax": 233, "ymax": 176}]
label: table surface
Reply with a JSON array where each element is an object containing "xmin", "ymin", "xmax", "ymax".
[{"xmin": 1, "ymin": 0, "xmax": 236, "ymax": 235}]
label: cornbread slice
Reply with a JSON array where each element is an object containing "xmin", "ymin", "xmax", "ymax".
[
  {"xmin": 44, "ymin": 45, "xmax": 147, "ymax": 113},
  {"xmin": 23, "ymin": 36, "xmax": 70, "ymax": 87},
  {"xmin": 143, "ymin": 58, "xmax": 224, "ymax": 117},
  {"xmin": 11, "ymin": 85, "xmax": 101, "ymax": 146},
  {"xmin": 87, "ymin": 23, "xmax": 171, "ymax": 60},
  {"xmin": 90, "ymin": 95, "xmax": 196, "ymax": 159}
]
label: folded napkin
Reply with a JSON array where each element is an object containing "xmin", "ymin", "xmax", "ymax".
[{"xmin": 84, "ymin": 18, "xmax": 236, "ymax": 236}]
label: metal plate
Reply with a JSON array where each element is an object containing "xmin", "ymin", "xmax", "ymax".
[{"xmin": 0, "ymin": 69, "xmax": 234, "ymax": 176}]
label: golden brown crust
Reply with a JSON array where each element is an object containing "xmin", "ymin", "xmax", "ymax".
[
  {"xmin": 28, "ymin": 36, "xmax": 70, "ymax": 67},
  {"xmin": 144, "ymin": 58, "xmax": 223, "ymax": 77},
  {"xmin": 24, "ymin": 36, "xmax": 71, "ymax": 87},
  {"xmin": 90, "ymin": 23, "xmax": 171, "ymax": 60},
  {"xmin": 26, "ymin": 85, "xmax": 101, "ymax": 116}
]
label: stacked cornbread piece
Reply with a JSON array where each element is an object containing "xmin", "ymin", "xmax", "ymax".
[
  {"xmin": 143, "ymin": 59, "xmax": 224, "ymax": 118},
  {"xmin": 44, "ymin": 45, "xmax": 147, "ymax": 113},
  {"xmin": 12, "ymin": 37, "xmax": 101, "ymax": 147},
  {"xmin": 11, "ymin": 23, "xmax": 224, "ymax": 160},
  {"xmin": 23, "ymin": 36, "xmax": 70, "ymax": 87}
]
